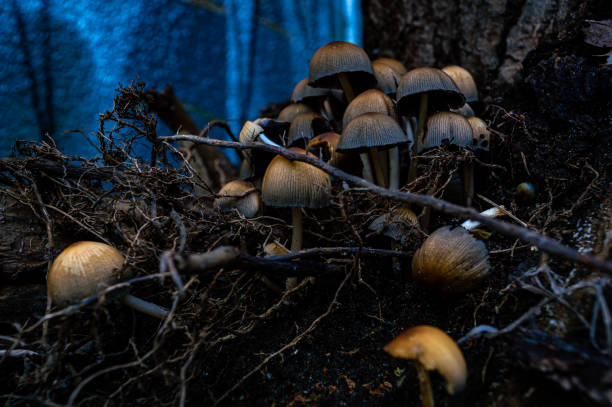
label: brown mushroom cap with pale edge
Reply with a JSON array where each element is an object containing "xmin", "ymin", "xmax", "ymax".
[
  {"xmin": 287, "ymin": 112, "xmax": 331, "ymax": 146},
  {"xmin": 384, "ymin": 325, "xmax": 467, "ymax": 394},
  {"xmin": 277, "ymin": 103, "xmax": 314, "ymax": 124},
  {"xmin": 397, "ymin": 67, "xmax": 465, "ymax": 115},
  {"xmin": 368, "ymin": 206, "xmax": 418, "ymax": 243},
  {"xmin": 214, "ymin": 180, "xmax": 261, "ymax": 218},
  {"xmin": 442, "ymin": 65, "xmax": 478, "ymax": 103},
  {"xmin": 374, "ymin": 58, "xmax": 408, "ymax": 75},
  {"xmin": 467, "ymin": 117, "xmax": 490, "ymax": 151},
  {"xmin": 412, "ymin": 226, "xmax": 489, "ymax": 293},
  {"xmin": 338, "ymin": 112, "xmax": 410, "ymax": 152},
  {"xmin": 372, "ymin": 60, "xmax": 403, "ymax": 96},
  {"xmin": 342, "ymin": 89, "xmax": 397, "ymax": 130},
  {"xmin": 262, "ymin": 147, "xmax": 331, "ymax": 209},
  {"xmin": 307, "ymin": 132, "xmax": 342, "ymax": 163},
  {"xmin": 308, "ymin": 41, "xmax": 376, "ymax": 89},
  {"xmin": 291, "ymin": 78, "xmax": 329, "ymax": 103},
  {"xmin": 239, "ymin": 120, "xmax": 264, "ymax": 143},
  {"xmin": 421, "ymin": 111, "xmax": 474, "ymax": 152},
  {"xmin": 48, "ymin": 241, "xmax": 125, "ymax": 305}
]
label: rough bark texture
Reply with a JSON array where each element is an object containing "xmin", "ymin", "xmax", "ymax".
[{"xmin": 362, "ymin": 0, "xmax": 599, "ymax": 89}]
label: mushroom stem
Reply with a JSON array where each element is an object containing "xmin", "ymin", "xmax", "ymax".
[
  {"xmin": 389, "ymin": 146, "xmax": 400, "ymax": 190},
  {"xmin": 121, "ymin": 294, "xmax": 168, "ymax": 320},
  {"xmin": 360, "ymin": 152, "xmax": 375, "ymax": 183},
  {"xmin": 370, "ymin": 148, "xmax": 387, "ymax": 187},
  {"xmin": 463, "ymin": 163, "xmax": 474, "ymax": 207},
  {"xmin": 408, "ymin": 93, "xmax": 429, "ymax": 183},
  {"xmin": 291, "ymin": 207, "xmax": 303, "ymax": 252},
  {"xmin": 414, "ymin": 361, "xmax": 434, "ymax": 407},
  {"xmin": 338, "ymin": 72, "xmax": 355, "ymax": 102}
]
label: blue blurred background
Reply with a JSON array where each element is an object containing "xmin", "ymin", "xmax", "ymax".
[{"xmin": 0, "ymin": 0, "xmax": 362, "ymax": 160}]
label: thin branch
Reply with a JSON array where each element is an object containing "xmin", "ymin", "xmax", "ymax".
[{"xmin": 161, "ymin": 134, "xmax": 612, "ymax": 273}]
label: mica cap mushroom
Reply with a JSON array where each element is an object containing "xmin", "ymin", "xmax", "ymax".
[
  {"xmin": 308, "ymin": 41, "xmax": 376, "ymax": 101},
  {"xmin": 214, "ymin": 180, "xmax": 261, "ymax": 218},
  {"xmin": 287, "ymin": 112, "xmax": 331, "ymax": 147},
  {"xmin": 342, "ymin": 89, "xmax": 397, "ymax": 130},
  {"xmin": 372, "ymin": 60, "xmax": 403, "ymax": 96},
  {"xmin": 277, "ymin": 103, "xmax": 314, "ymax": 124},
  {"xmin": 441, "ymin": 65, "xmax": 478, "ymax": 104},
  {"xmin": 412, "ymin": 226, "xmax": 489, "ymax": 293},
  {"xmin": 48, "ymin": 241, "xmax": 168, "ymax": 319},
  {"xmin": 384, "ymin": 325, "xmax": 467, "ymax": 407}
]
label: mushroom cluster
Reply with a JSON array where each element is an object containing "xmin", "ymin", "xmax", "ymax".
[{"xmin": 206, "ymin": 41, "xmax": 500, "ymax": 405}]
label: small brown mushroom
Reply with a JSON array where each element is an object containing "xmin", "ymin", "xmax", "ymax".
[
  {"xmin": 287, "ymin": 112, "xmax": 331, "ymax": 147},
  {"xmin": 277, "ymin": 103, "xmax": 314, "ymax": 124},
  {"xmin": 47, "ymin": 242, "xmax": 168, "ymax": 319},
  {"xmin": 384, "ymin": 325, "xmax": 467, "ymax": 407},
  {"xmin": 308, "ymin": 41, "xmax": 376, "ymax": 102},
  {"xmin": 373, "ymin": 57, "xmax": 408, "ymax": 76},
  {"xmin": 261, "ymin": 147, "xmax": 331, "ymax": 252},
  {"xmin": 214, "ymin": 180, "xmax": 261, "ymax": 218},
  {"xmin": 372, "ymin": 60, "xmax": 403, "ymax": 97},
  {"xmin": 467, "ymin": 117, "xmax": 490, "ymax": 151},
  {"xmin": 411, "ymin": 226, "xmax": 489, "ymax": 293},
  {"xmin": 441, "ymin": 65, "xmax": 478, "ymax": 104}
]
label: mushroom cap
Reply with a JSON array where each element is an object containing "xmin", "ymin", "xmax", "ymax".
[
  {"xmin": 342, "ymin": 89, "xmax": 397, "ymax": 130},
  {"xmin": 277, "ymin": 103, "xmax": 314, "ymax": 124},
  {"xmin": 373, "ymin": 58, "xmax": 408, "ymax": 75},
  {"xmin": 397, "ymin": 67, "xmax": 465, "ymax": 115},
  {"xmin": 262, "ymin": 147, "xmax": 331, "ymax": 209},
  {"xmin": 264, "ymin": 241, "xmax": 289, "ymax": 257},
  {"xmin": 372, "ymin": 60, "xmax": 403, "ymax": 96},
  {"xmin": 307, "ymin": 132, "xmax": 342, "ymax": 164},
  {"xmin": 239, "ymin": 120, "xmax": 265, "ymax": 143},
  {"xmin": 451, "ymin": 103, "xmax": 475, "ymax": 118},
  {"xmin": 338, "ymin": 113, "xmax": 410, "ymax": 152},
  {"xmin": 467, "ymin": 117, "xmax": 490, "ymax": 151},
  {"xmin": 368, "ymin": 206, "xmax": 418, "ymax": 242},
  {"xmin": 308, "ymin": 41, "xmax": 376, "ymax": 89},
  {"xmin": 48, "ymin": 241, "xmax": 125, "ymax": 305},
  {"xmin": 442, "ymin": 65, "xmax": 478, "ymax": 103},
  {"xmin": 421, "ymin": 112, "xmax": 474, "ymax": 152},
  {"xmin": 291, "ymin": 78, "xmax": 329, "ymax": 103},
  {"xmin": 214, "ymin": 180, "xmax": 261, "ymax": 218},
  {"xmin": 384, "ymin": 325, "xmax": 467, "ymax": 394},
  {"xmin": 287, "ymin": 112, "xmax": 331, "ymax": 146},
  {"xmin": 412, "ymin": 226, "xmax": 490, "ymax": 293}
]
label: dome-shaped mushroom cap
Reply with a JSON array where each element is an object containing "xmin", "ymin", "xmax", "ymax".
[
  {"xmin": 374, "ymin": 58, "xmax": 408, "ymax": 75},
  {"xmin": 291, "ymin": 78, "xmax": 329, "ymax": 103},
  {"xmin": 287, "ymin": 112, "xmax": 331, "ymax": 146},
  {"xmin": 338, "ymin": 113, "xmax": 410, "ymax": 152},
  {"xmin": 442, "ymin": 65, "xmax": 478, "ymax": 103},
  {"xmin": 421, "ymin": 112, "xmax": 474, "ymax": 152},
  {"xmin": 342, "ymin": 89, "xmax": 396, "ymax": 130},
  {"xmin": 467, "ymin": 117, "xmax": 490, "ymax": 151},
  {"xmin": 397, "ymin": 67, "xmax": 465, "ymax": 115},
  {"xmin": 384, "ymin": 325, "xmax": 467, "ymax": 394},
  {"xmin": 412, "ymin": 226, "xmax": 489, "ymax": 293},
  {"xmin": 239, "ymin": 120, "xmax": 265, "ymax": 143},
  {"xmin": 277, "ymin": 103, "xmax": 314, "ymax": 124},
  {"xmin": 48, "ymin": 241, "xmax": 125, "ymax": 305},
  {"xmin": 214, "ymin": 180, "xmax": 261, "ymax": 218},
  {"xmin": 368, "ymin": 206, "xmax": 418, "ymax": 242},
  {"xmin": 307, "ymin": 132, "xmax": 343, "ymax": 164},
  {"xmin": 308, "ymin": 41, "xmax": 376, "ymax": 89},
  {"xmin": 372, "ymin": 60, "xmax": 403, "ymax": 96},
  {"xmin": 262, "ymin": 147, "xmax": 331, "ymax": 209}
]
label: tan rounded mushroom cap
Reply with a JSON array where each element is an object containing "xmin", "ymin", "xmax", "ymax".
[
  {"xmin": 421, "ymin": 112, "xmax": 473, "ymax": 152},
  {"xmin": 467, "ymin": 117, "xmax": 490, "ymax": 151},
  {"xmin": 262, "ymin": 147, "xmax": 331, "ymax": 209},
  {"xmin": 442, "ymin": 65, "xmax": 478, "ymax": 103},
  {"xmin": 384, "ymin": 325, "xmax": 467, "ymax": 394},
  {"xmin": 412, "ymin": 226, "xmax": 489, "ymax": 293},
  {"xmin": 291, "ymin": 78, "xmax": 329, "ymax": 103},
  {"xmin": 277, "ymin": 103, "xmax": 314, "ymax": 124},
  {"xmin": 239, "ymin": 120, "xmax": 265, "ymax": 143},
  {"xmin": 374, "ymin": 58, "xmax": 408, "ymax": 75},
  {"xmin": 372, "ymin": 60, "xmax": 403, "ymax": 96},
  {"xmin": 214, "ymin": 180, "xmax": 261, "ymax": 218},
  {"xmin": 308, "ymin": 41, "xmax": 376, "ymax": 89},
  {"xmin": 48, "ymin": 241, "xmax": 124, "ymax": 305},
  {"xmin": 397, "ymin": 67, "xmax": 465, "ymax": 115},
  {"xmin": 288, "ymin": 112, "xmax": 331, "ymax": 146},
  {"xmin": 338, "ymin": 113, "xmax": 410, "ymax": 152},
  {"xmin": 342, "ymin": 89, "xmax": 396, "ymax": 130},
  {"xmin": 368, "ymin": 206, "xmax": 418, "ymax": 243}
]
